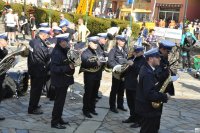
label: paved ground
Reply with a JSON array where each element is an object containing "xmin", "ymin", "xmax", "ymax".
[{"xmin": 0, "ymin": 22, "xmax": 200, "ymax": 133}]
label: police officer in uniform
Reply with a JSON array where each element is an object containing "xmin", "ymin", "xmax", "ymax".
[
  {"xmin": 0, "ymin": 33, "xmax": 8, "ymax": 121},
  {"xmin": 28, "ymin": 27, "xmax": 51, "ymax": 114},
  {"xmin": 108, "ymin": 35, "xmax": 129, "ymax": 113},
  {"xmin": 135, "ymin": 48, "xmax": 170, "ymax": 133},
  {"xmin": 59, "ymin": 21, "xmax": 75, "ymax": 41},
  {"xmin": 46, "ymin": 26, "xmax": 62, "ymax": 101},
  {"xmin": 95, "ymin": 33, "xmax": 109, "ymax": 100},
  {"xmin": 155, "ymin": 40, "xmax": 176, "ymax": 96},
  {"xmin": 123, "ymin": 46, "xmax": 145, "ymax": 128},
  {"xmin": 51, "ymin": 33, "xmax": 75, "ymax": 129},
  {"xmin": 80, "ymin": 36, "xmax": 103, "ymax": 118}
]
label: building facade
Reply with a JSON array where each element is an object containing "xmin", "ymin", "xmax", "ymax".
[{"xmin": 151, "ymin": 0, "xmax": 200, "ymax": 23}]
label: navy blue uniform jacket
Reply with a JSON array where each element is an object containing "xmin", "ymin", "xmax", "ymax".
[{"xmin": 50, "ymin": 44, "xmax": 75, "ymax": 88}]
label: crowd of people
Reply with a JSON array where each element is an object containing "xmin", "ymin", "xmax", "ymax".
[
  {"xmin": 0, "ymin": 8, "xmax": 198, "ymax": 133},
  {"xmin": 156, "ymin": 18, "xmax": 200, "ymax": 40},
  {"xmin": 2, "ymin": 8, "xmax": 36, "ymax": 45}
]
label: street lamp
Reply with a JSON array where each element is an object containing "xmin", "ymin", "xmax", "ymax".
[
  {"xmin": 183, "ymin": 0, "xmax": 188, "ymax": 28},
  {"xmin": 24, "ymin": 0, "xmax": 26, "ymax": 13}
]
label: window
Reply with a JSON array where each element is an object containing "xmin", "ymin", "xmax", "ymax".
[{"xmin": 159, "ymin": 7, "xmax": 180, "ymax": 23}]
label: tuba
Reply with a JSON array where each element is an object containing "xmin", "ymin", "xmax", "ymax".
[
  {"xmin": 65, "ymin": 49, "xmax": 81, "ymax": 67},
  {"xmin": 152, "ymin": 72, "xmax": 172, "ymax": 109},
  {"xmin": 0, "ymin": 43, "xmax": 28, "ymax": 75},
  {"xmin": 79, "ymin": 56, "xmax": 102, "ymax": 73}
]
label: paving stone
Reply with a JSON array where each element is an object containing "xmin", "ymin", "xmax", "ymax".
[{"xmin": 16, "ymin": 129, "xmax": 29, "ymax": 133}]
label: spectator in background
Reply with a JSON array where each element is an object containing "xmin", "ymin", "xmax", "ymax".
[
  {"xmin": 4, "ymin": 8, "xmax": 15, "ymax": 45},
  {"xmin": 194, "ymin": 22, "xmax": 199, "ymax": 39},
  {"xmin": 180, "ymin": 27, "xmax": 197, "ymax": 71},
  {"xmin": 59, "ymin": 14, "xmax": 70, "ymax": 26},
  {"xmin": 19, "ymin": 12, "xmax": 28, "ymax": 40},
  {"xmin": 159, "ymin": 19, "xmax": 166, "ymax": 28},
  {"xmin": 136, "ymin": 22, "xmax": 148, "ymax": 46},
  {"xmin": 145, "ymin": 29, "xmax": 158, "ymax": 50},
  {"xmin": 178, "ymin": 21, "xmax": 183, "ymax": 30},
  {"xmin": 77, "ymin": 18, "xmax": 90, "ymax": 46},
  {"xmin": 188, "ymin": 23, "xmax": 195, "ymax": 35},
  {"xmin": 198, "ymin": 23, "xmax": 200, "ymax": 40},
  {"xmin": 29, "ymin": 13, "xmax": 36, "ymax": 39},
  {"xmin": 94, "ymin": 6, "xmax": 101, "ymax": 17},
  {"xmin": 122, "ymin": 25, "xmax": 132, "ymax": 38},
  {"xmin": 14, "ymin": 12, "xmax": 19, "ymax": 42},
  {"xmin": 169, "ymin": 20, "xmax": 176, "ymax": 29}
]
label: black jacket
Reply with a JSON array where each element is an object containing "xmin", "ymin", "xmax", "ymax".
[
  {"xmin": 50, "ymin": 44, "xmax": 75, "ymax": 88},
  {"xmin": 135, "ymin": 62, "xmax": 168, "ymax": 118},
  {"xmin": 124, "ymin": 55, "xmax": 145, "ymax": 90},
  {"xmin": 81, "ymin": 47, "xmax": 102, "ymax": 81},
  {"xmin": 28, "ymin": 38, "xmax": 50, "ymax": 77},
  {"xmin": 155, "ymin": 53, "xmax": 175, "ymax": 95},
  {"xmin": 108, "ymin": 46, "xmax": 128, "ymax": 68},
  {"xmin": 0, "ymin": 47, "xmax": 8, "ymax": 80},
  {"xmin": 97, "ymin": 42, "xmax": 108, "ymax": 57}
]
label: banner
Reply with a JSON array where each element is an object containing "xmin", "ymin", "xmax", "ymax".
[{"xmin": 154, "ymin": 27, "xmax": 182, "ymax": 40}]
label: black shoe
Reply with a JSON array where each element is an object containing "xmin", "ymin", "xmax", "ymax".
[
  {"xmin": 95, "ymin": 98, "xmax": 99, "ymax": 103},
  {"xmin": 50, "ymin": 98, "xmax": 55, "ymax": 101},
  {"xmin": 37, "ymin": 105, "xmax": 41, "ymax": 109},
  {"xmin": 59, "ymin": 119, "xmax": 69, "ymax": 125},
  {"xmin": 0, "ymin": 117, "xmax": 5, "ymax": 121},
  {"xmin": 130, "ymin": 123, "xmax": 141, "ymax": 128},
  {"xmin": 51, "ymin": 123, "xmax": 66, "ymax": 129},
  {"xmin": 110, "ymin": 108, "xmax": 119, "ymax": 113},
  {"xmin": 90, "ymin": 111, "xmax": 98, "ymax": 115},
  {"xmin": 96, "ymin": 95, "xmax": 102, "ymax": 99},
  {"xmin": 122, "ymin": 117, "xmax": 135, "ymax": 123},
  {"xmin": 83, "ymin": 112, "xmax": 93, "ymax": 118},
  {"xmin": 118, "ymin": 106, "xmax": 127, "ymax": 111},
  {"xmin": 28, "ymin": 109, "xmax": 43, "ymax": 115}
]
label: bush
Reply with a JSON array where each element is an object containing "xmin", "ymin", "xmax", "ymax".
[{"xmin": 0, "ymin": 0, "xmax": 140, "ymax": 38}]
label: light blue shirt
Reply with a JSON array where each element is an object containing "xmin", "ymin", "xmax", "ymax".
[
  {"xmin": 60, "ymin": 18, "xmax": 70, "ymax": 26},
  {"xmin": 180, "ymin": 32, "xmax": 197, "ymax": 46}
]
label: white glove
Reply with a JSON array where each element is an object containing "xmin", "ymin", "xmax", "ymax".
[
  {"xmin": 166, "ymin": 93, "xmax": 171, "ymax": 100},
  {"xmin": 99, "ymin": 56, "xmax": 108, "ymax": 63},
  {"xmin": 113, "ymin": 65, "xmax": 122, "ymax": 73}
]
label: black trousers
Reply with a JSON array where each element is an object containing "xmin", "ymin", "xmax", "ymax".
[
  {"xmin": 28, "ymin": 76, "xmax": 46, "ymax": 111},
  {"xmin": 83, "ymin": 79, "xmax": 100, "ymax": 113},
  {"xmin": 51, "ymin": 86, "xmax": 68, "ymax": 125},
  {"xmin": 109, "ymin": 77, "xmax": 125, "ymax": 109},
  {"xmin": 182, "ymin": 51, "xmax": 191, "ymax": 68},
  {"xmin": 0, "ymin": 74, "xmax": 6, "ymax": 102},
  {"xmin": 94, "ymin": 80, "xmax": 101, "ymax": 98},
  {"xmin": 46, "ymin": 75, "xmax": 55, "ymax": 100},
  {"xmin": 126, "ymin": 89, "xmax": 140, "ymax": 122},
  {"xmin": 140, "ymin": 116, "xmax": 161, "ymax": 133}
]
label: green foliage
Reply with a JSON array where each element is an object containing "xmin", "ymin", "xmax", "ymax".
[{"xmin": 0, "ymin": 0, "xmax": 140, "ymax": 38}]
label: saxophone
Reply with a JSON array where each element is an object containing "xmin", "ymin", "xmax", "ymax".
[{"xmin": 152, "ymin": 72, "xmax": 172, "ymax": 109}]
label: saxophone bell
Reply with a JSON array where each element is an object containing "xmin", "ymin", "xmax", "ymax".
[{"xmin": 151, "ymin": 72, "xmax": 173, "ymax": 109}]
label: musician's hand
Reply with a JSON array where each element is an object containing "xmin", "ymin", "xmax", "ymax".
[
  {"xmin": 127, "ymin": 60, "xmax": 134, "ymax": 66},
  {"xmin": 113, "ymin": 65, "xmax": 122, "ymax": 72},
  {"xmin": 69, "ymin": 63, "xmax": 75, "ymax": 69}
]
